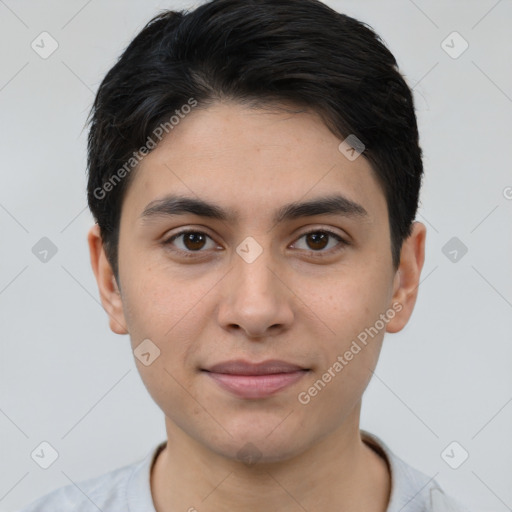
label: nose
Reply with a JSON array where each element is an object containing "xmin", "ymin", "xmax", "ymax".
[{"xmin": 216, "ymin": 244, "xmax": 294, "ymax": 340}]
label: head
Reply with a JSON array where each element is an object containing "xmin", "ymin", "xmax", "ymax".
[{"xmin": 87, "ymin": 0, "xmax": 425, "ymax": 463}]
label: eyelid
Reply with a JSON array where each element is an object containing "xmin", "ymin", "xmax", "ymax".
[{"xmin": 293, "ymin": 226, "xmax": 349, "ymax": 244}]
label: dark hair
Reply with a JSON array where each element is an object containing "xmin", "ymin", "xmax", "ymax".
[{"xmin": 86, "ymin": 0, "xmax": 423, "ymax": 279}]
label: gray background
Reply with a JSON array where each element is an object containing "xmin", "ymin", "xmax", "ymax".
[{"xmin": 1, "ymin": 0, "xmax": 511, "ymax": 510}]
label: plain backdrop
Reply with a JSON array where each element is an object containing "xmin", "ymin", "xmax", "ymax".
[{"xmin": 1, "ymin": 1, "xmax": 511, "ymax": 510}]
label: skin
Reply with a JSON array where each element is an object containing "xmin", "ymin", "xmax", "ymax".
[{"xmin": 88, "ymin": 101, "xmax": 426, "ymax": 512}]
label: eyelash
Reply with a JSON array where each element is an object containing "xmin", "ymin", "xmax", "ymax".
[{"xmin": 162, "ymin": 228, "xmax": 348, "ymax": 259}]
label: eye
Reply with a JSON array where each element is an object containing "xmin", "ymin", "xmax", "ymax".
[
  {"xmin": 162, "ymin": 230, "xmax": 218, "ymax": 257},
  {"xmin": 291, "ymin": 229, "xmax": 348, "ymax": 256}
]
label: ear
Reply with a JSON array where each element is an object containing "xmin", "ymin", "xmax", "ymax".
[
  {"xmin": 386, "ymin": 221, "xmax": 426, "ymax": 333},
  {"xmin": 87, "ymin": 224, "xmax": 128, "ymax": 335}
]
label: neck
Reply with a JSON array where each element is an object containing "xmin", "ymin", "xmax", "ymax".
[{"xmin": 151, "ymin": 405, "xmax": 391, "ymax": 512}]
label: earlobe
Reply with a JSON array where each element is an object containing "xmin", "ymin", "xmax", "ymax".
[
  {"xmin": 385, "ymin": 221, "xmax": 426, "ymax": 334},
  {"xmin": 87, "ymin": 224, "xmax": 129, "ymax": 335}
]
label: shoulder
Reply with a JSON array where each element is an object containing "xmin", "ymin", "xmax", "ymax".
[
  {"xmin": 16, "ymin": 443, "xmax": 164, "ymax": 512},
  {"xmin": 429, "ymin": 487, "xmax": 472, "ymax": 512},
  {"xmin": 17, "ymin": 463, "xmax": 136, "ymax": 512},
  {"xmin": 20, "ymin": 465, "xmax": 134, "ymax": 512},
  {"xmin": 361, "ymin": 431, "xmax": 472, "ymax": 512}
]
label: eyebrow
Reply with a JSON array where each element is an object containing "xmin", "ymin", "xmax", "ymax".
[{"xmin": 140, "ymin": 193, "xmax": 369, "ymax": 225}]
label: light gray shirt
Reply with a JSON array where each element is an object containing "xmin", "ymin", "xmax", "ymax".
[{"xmin": 18, "ymin": 431, "xmax": 471, "ymax": 512}]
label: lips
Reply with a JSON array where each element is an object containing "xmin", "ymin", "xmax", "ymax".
[
  {"xmin": 206, "ymin": 359, "xmax": 306, "ymax": 375},
  {"xmin": 202, "ymin": 359, "xmax": 309, "ymax": 399}
]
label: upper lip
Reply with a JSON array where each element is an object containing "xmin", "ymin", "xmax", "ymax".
[{"xmin": 204, "ymin": 359, "xmax": 307, "ymax": 375}]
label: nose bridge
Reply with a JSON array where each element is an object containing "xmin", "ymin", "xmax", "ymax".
[
  {"xmin": 231, "ymin": 236, "xmax": 280, "ymax": 301},
  {"xmin": 217, "ymin": 235, "xmax": 293, "ymax": 336}
]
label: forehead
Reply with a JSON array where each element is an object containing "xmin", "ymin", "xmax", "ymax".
[{"xmin": 120, "ymin": 101, "xmax": 387, "ymax": 226}]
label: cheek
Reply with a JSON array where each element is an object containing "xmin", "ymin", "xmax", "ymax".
[
  {"xmin": 120, "ymin": 266, "xmax": 219, "ymax": 389},
  {"xmin": 297, "ymin": 264, "xmax": 392, "ymax": 405},
  {"xmin": 296, "ymin": 278, "xmax": 387, "ymax": 418},
  {"xmin": 312, "ymin": 265, "xmax": 392, "ymax": 344},
  {"xmin": 121, "ymin": 264, "xmax": 197, "ymax": 344},
  {"xmin": 122, "ymin": 271, "xmax": 204, "ymax": 416},
  {"xmin": 132, "ymin": 352, "xmax": 209, "ymax": 442}
]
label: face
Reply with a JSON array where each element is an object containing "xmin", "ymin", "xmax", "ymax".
[{"xmin": 89, "ymin": 101, "xmax": 425, "ymax": 463}]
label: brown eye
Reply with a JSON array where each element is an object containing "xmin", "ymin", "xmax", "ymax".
[
  {"xmin": 163, "ymin": 230, "xmax": 217, "ymax": 256},
  {"xmin": 292, "ymin": 229, "xmax": 347, "ymax": 255},
  {"xmin": 181, "ymin": 232, "xmax": 207, "ymax": 251},
  {"xmin": 305, "ymin": 232, "xmax": 329, "ymax": 250}
]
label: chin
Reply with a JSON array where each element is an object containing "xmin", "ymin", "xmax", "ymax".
[
  {"xmin": 204, "ymin": 421, "xmax": 311, "ymax": 466},
  {"xmin": 217, "ymin": 439, "xmax": 302, "ymax": 466}
]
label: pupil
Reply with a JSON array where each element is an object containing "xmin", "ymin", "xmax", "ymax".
[
  {"xmin": 185, "ymin": 233, "xmax": 205, "ymax": 250},
  {"xmin": 308, "ymin": 232, "xmax": 328, "ymax": 250}
]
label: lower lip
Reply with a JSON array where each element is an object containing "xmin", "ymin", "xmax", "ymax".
[{"xmin": 204, "ymin": 370, "xmax": 308, "ymax": 399}]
